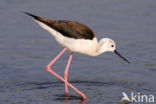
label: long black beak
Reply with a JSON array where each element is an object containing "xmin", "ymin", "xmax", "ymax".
[{"xmin": 114, "ymin": 50, "xmax": 130, "ymax": 64}]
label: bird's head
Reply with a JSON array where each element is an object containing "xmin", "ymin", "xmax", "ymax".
[
  {"xmin": 98, "ymin": 38, "xmax": 130, "ymax": 63},
  {"xmin": 98, "ymin": 38, "xmax": 115, "ymax": 53}
]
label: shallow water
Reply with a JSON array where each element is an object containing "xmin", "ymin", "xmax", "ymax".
[{"xmin": 0, "ymin": 0, "xmax": 156, "ymax": 104}]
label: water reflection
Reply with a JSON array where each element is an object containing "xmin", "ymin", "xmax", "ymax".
[
  {"xmin": 54, "ymin": 94, "xmax": 86, "ymax": 104},
  {"xmin": 65, "ymin": 95, "xmax": 86, "ymax": 104}
]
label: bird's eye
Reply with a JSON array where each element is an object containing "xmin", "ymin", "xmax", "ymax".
[{"xmin": 111, "ymin": 45, "xmax": 114, "ymax": 47}]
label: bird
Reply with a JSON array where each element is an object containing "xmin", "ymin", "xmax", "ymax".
[{"xmin": 24, "ymin": 12, "xmax": 130, "ymax": 100}]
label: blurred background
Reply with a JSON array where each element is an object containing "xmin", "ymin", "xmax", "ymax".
[{"xmin": 0, "ymin": 0, "xmax": 156, "ymax": 104}]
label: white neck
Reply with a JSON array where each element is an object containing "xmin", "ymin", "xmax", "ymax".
[
  {"xmin": 87, "ymin": 37, "xmax": 115, "ymax": 56},
  {"xmin": 86, "ymin": 40, "xmax": 107, "ymax": 56}
]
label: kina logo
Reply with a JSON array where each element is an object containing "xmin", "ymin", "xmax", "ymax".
[{"xmin": 121, "ymin": 92, "xmax": 154, "ymax": 103}]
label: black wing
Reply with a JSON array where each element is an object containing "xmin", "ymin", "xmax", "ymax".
[{"xmin": 24, "ymin": 12, "xmax": 96, "ymax": 40}]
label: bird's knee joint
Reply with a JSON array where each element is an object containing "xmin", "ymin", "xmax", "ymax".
[
  {"xmin": 46, "ymin": 66, "xmax": 48, "ymax": 69},
  {"xmin": 46, "ymin": 66, "xmax": 50, "ymax": 71}
]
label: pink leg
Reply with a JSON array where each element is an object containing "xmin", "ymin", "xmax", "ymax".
[
  {"xmin": 64, "ymin": 52, "xmax": 73, "ymax": 96},
  {"xmin": 46, "ymin": 48, "xmax": 87, "ymax": 100}
]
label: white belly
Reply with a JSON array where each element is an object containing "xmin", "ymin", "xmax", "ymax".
[{"xmin": 58, "ymin": 37, "xmax": 98, "ymax": 56}]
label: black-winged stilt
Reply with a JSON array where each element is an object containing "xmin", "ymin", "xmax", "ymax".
[{"xmin": 24, "ymin": 12, "xmax": 130, "ymax": 100}]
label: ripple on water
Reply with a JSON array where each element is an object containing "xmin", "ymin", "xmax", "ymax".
[{"xmin": 0, "ymin": 80, "xmax": 152, "ymax": 104}]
